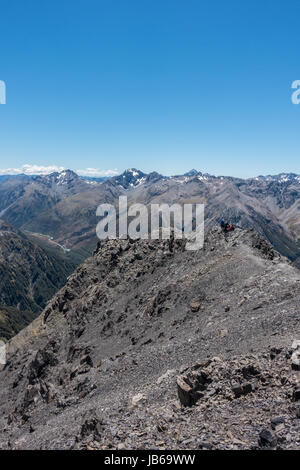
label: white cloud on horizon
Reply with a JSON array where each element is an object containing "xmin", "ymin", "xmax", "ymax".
[
  {"xmin": 76, "ymin": 168, "xmax": 119, "ymax": 177},
  {"xmin": 0, "ymin": 164, "xmax": 119, "ymax": 177},
  {"xmin": 0, "ymin": 164, "xmax": 66, "ymax": 176}
]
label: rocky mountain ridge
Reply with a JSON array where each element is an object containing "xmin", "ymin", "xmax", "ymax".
[{"xmin": 0, "ymin": 228, "xmax": 299, "ymax": 449}]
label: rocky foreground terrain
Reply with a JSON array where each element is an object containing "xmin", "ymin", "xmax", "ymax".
[{"xmin": 0, "ymin": 228, "xmax": 299, "ymax": 449}]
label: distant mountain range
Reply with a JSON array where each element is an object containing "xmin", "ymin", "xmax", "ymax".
[{"xmin": 0, "ymin": 168, "xmax": 300, "ymax": 268}]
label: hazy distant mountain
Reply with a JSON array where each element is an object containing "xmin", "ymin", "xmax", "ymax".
[
  {"xmin": 254, "ymin": 173, "xmax": 300, "ymax": 183},
  {"xmin": 80, "ymin": 176, "xmax": 110, "ymax": 183},
  {"xmin": 0, "ymin": 170, "xmax": 91, "ymax": 227},
  {"xmin": 183, "ymin": 169, "xmax": 199, "ymax": 176}
]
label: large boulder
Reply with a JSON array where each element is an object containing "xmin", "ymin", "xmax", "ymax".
[{"xmin": 177, "ymin": 370, "xmax": 210, "ymax": 406}]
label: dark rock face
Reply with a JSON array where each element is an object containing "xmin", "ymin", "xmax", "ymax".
[
  {"xmin": 232, "ymin": 382, "xmax": 255, "ymax": 398},
  {"xmin": 0, "ymin": 228, "xmax": 299, "ymax": 449},
  {"xmin": 258, "ymin": 429, "xmax": 277, "ymax": 448},
  {"xmin": 177, "ymin": 368, "xmax": 210, "ymax": 406},
  {"xmin": 293, "ymin": 389, "xmax": 300, "ymax": 402}
]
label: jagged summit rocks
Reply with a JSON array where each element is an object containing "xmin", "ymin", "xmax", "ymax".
[
  {"xmin": 111, "ymin": 168, "xmax": 165, "ymax": 189},
  {"xmin": 0, "ymin": 228, "xmax": 299, "ymax": 449}
]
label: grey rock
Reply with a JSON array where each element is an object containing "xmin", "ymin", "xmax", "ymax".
[{"xmin": 258, "ymin": 429, "xmax": 277, "ymax": 448}]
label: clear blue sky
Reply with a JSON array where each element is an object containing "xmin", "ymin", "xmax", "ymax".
[{"xmin": 0, "ymin": 0, "xmax": 300, "ymax": 178}]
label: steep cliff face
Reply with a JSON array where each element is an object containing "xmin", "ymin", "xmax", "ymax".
[
  {"xmin": 0, "ymin": 228, "xmax": 299, "ymax": 449},
  {"xmin": 0, "ymin": 219, "xmax": 76, "ymax": 340}
]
